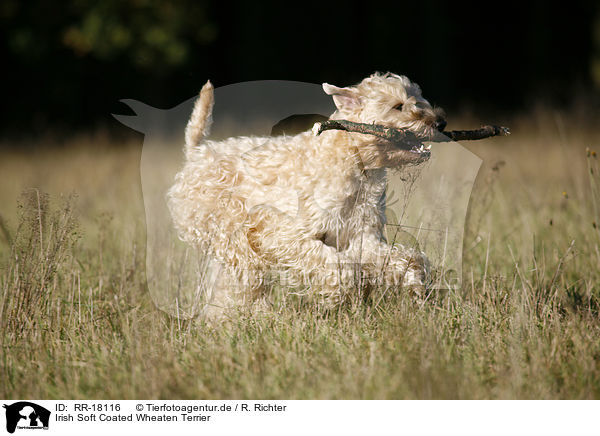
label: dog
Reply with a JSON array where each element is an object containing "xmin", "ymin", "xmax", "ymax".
[{"xmin": 167, "ymin": 72, "xmax": 446, "ymax": 318}]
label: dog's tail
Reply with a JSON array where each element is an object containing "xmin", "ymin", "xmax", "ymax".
[{"xmin": 185, "ymin": 80, "xmax": 214, "ymax": 154}]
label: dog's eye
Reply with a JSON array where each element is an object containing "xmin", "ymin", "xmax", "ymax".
[{"xmin": 394, "ymin": 103, "xmax": 404, "ymax": 111}]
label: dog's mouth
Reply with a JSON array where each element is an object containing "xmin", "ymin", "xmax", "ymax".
[
  {"xmin": 404, "ymin": 142, "xmax": 432, "ymax": 161},
  {"xmin": 408, "ymin": 142, "xmax": 432, "ymax": 155},
  {"xmin": 391, "ymin": 135, "xmax": 432, "ymax": 158}
]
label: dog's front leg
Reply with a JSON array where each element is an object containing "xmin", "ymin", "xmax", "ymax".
[
  {"xmin": 346, "ymin": 231, "xmax": 429, "ymax": 291},
  {"xmin": 246, "ymin": 206, "xmax": 356, "ymax": 306}
]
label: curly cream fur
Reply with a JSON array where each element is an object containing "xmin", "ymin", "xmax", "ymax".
[{"xmin": 168, "ymin": 72, "xmax": 445, "ymax": 318}]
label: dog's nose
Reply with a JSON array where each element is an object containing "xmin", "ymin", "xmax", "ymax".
[{"xmin": 435, "ymin": 119, "xmax": 447, "ymax": 132}]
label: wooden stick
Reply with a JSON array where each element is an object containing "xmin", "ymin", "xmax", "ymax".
[
  {"xmin": 437, "ymin": 125, "xmax": 510, "ymax": 142},
  {"xmin": 314, "ymin": 119, "xmax": 510, "ymax": 144}
]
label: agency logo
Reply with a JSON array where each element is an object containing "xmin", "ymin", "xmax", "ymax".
[
  {"xmin": 114, "ymin": 80, "xmax": 480, "ymax": 317},
  {"xmin": 3, "ymin": 402, "xmax": 50, "ymax": 434}
]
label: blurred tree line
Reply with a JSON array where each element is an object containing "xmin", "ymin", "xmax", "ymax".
[{"xmin": 1, "ymin": 0, "xmax": 598, "ymax": 136}]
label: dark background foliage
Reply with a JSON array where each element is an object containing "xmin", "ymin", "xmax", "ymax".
[{"xmin": 1, "ymin": 0, "xmax": 598, "ymax": 136}]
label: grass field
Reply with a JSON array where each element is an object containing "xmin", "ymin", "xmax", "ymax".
[{"xmin": 1, "ymin": 108, "xmax": 600, "ymax": 399}]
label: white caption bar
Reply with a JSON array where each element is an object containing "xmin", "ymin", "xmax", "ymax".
[{"xmin": 0, "ymin": 400, "xmax": 596, "ymax": 435}]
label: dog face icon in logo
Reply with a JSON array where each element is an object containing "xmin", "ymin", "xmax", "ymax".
[{"xmin": 3, "ymin": 402, "xmax": 50, "ymax": 433}]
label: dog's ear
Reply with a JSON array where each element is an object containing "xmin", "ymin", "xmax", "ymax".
[{"xmin": 322, "ymin": 83, "xmax": 361, "ymax": 111}]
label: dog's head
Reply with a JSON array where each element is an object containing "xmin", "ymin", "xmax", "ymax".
[
  {"xmin": 323, "ymin": 72, "xmax": 446, "ymax": 168},
  {"xmin": 323, "ymin": 72, "xmax": 446, "ymax": 137}
]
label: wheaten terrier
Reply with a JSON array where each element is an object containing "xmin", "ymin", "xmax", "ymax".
[{"xmin": 167, "ymin": 72, "xmax": 447, "ymax": 318}]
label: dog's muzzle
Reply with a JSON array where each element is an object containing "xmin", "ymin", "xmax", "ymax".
[{"xmin": 434, "ymin": 119, "xmax": 447, "ymax": 132}]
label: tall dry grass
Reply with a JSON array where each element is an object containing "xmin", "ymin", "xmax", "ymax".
[{"xmin": 0, "ymin": 110, "xmax": 599, "ymax": 399}]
